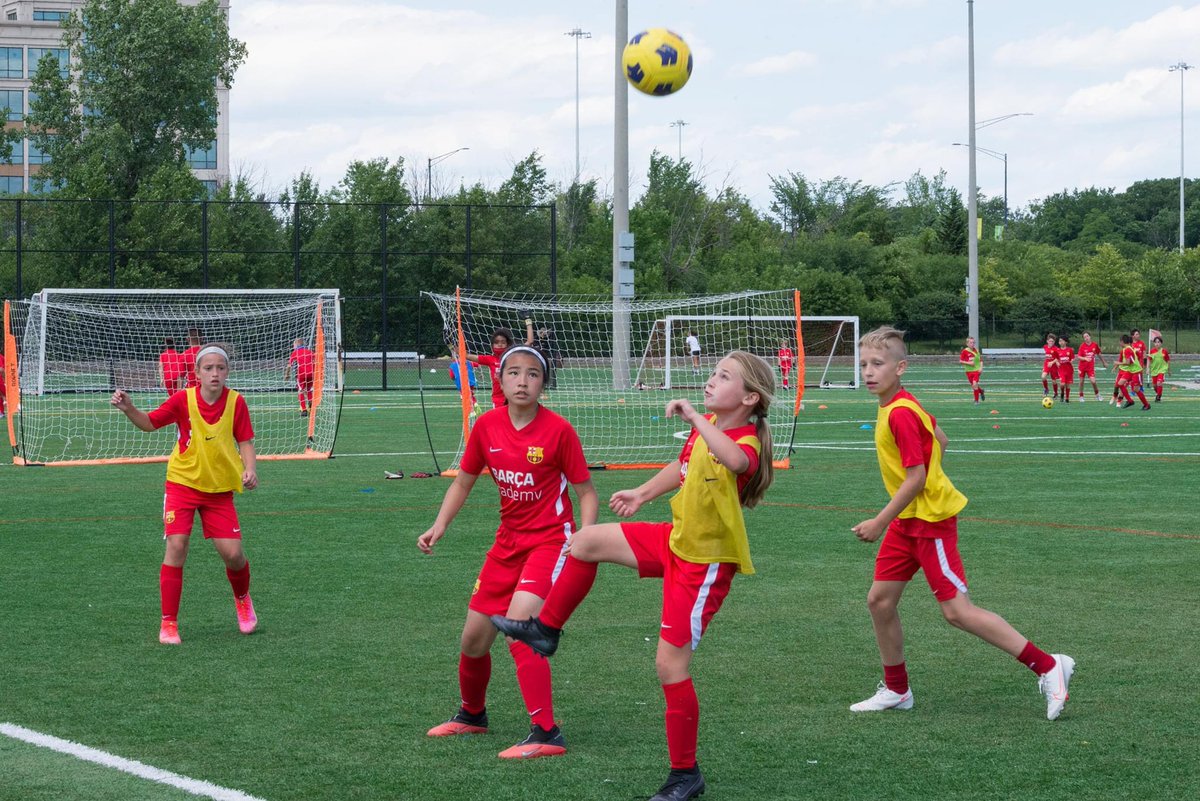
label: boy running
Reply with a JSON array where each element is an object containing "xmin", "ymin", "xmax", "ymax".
[{"xmin": 850, "ymin": 326, "xmax": 1074, "ymax": 720}]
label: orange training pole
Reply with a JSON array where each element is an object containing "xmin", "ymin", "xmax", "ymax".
[
  {"xmin": 306, "ymin": 302, "xmax": 324, "ymax": 444},
  {"xmin": 455, "ymin": 287, "xmax": 473, "ymax": 443},
  {"xmin": 4, "ymin": 300, "xmax": 19, "ymax": 455},
  {"xmin": 793, "ymin": 289, "xmax": 805, "ymax": 414}
]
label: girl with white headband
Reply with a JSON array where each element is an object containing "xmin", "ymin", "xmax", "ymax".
[
  {"xmin": 111, "ymin": 343, "xmax": 260, "ymax": 645},
  {"xmin": 418, "ymin": 344, "xmax": 598, "ymax": 760}
]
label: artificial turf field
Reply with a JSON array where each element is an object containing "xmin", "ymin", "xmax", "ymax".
[{"xmin": 2, "ymin": 358, "xmax": 1198, "ymax": 801}]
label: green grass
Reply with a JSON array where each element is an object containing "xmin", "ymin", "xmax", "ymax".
[{"xmin": 2, "ymin": 359, "xmax": 1198, "ymax": 800}]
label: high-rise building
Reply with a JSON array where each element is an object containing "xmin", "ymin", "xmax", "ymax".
[{"xmin": 0, "ymin": 0, "xmax": 230, "ymax": 194}]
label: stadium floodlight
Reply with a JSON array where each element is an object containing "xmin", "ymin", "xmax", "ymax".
[
  {"xmin": 1170, "ymin": 62, "xmax": 1193, "ymax": 254},
  {"xmin": 426, "ymin": 147, "xmax": 469, "ymax": 202},
  {"xmin": 953, "ymin": 143, "xmax": 1008, "ymax": 227},
  {"xmin": 565, "ymin": 27, "xmax": 592, "ymax": 185}
]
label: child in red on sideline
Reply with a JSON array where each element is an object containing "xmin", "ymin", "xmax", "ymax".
[
  {"xmin": 110, "ymin": 344, "xmax": 259, "ymax": 645},
  {"xmin": 493, "ymin": 351, "xmax": 777, "ymax": 801},
  {"xmin": 959, "ymin": 336, "xmax": 985, "ymax": 404},
  {"xmin": 1056, "ymin": 336, "xmax": 1075, "ymax": 403},
  {"xmin": 158, "ymin": 337, "xmax": 185, "ymax": 395},
  {"xmin": 850, "ymin": 326, "xmax": 1074, "ymax": 720},
  {"xmin": 181, "ymin": 329, "xmax": 203, "ymax": 389},
  {"xmin": 419, "ymin": 345, "xmax": 598, "ymax": 760},
  {"xmin": 285, "ymin": 338, "xmax": 316, "ymax": 416},
  {"xmin": 467, "ymin": 326, "xmax": 518, "ymax": 409},
  {"xmin": 1040, "ymin": 332, "xmax": 1060, "ymax": 398},
  {"xmin": 777, "ymin": 340, "xmax": 794, "ymax": 390}
]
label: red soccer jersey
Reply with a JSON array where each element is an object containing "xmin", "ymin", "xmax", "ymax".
[
  {"xmin": 1119, "ymin": 345, "xmax": 1140, "ymax": 372},
  {"xmin": 476, "ymin": 353, "xmax": 504, "ymax": 408},
  {"xmin": 1043, "ymin": 343, "xmax": 1057, "ymax": 369},
  {"xmin": 1077, "ymin": 341, "xmax": 1101, "ymax": 363},
  {"xmin": 460, "ymin": 405, "xmax": 590, "ymax": 536},
  {"xmin": 678, "ymin": 418, "xmax": 760, "ymax": 496},
  {"xmin": 148, "ymin": 387, "xmax": 254, "ymax": 455},
  {"xmin": 181, "ymin": 346, "xmax": 201, "ymax": 388},
  {"xmin": 159, "ymin": 348, "xmax": 185, "ymax": 381},
  {"xmin": 1057, "ymin": 347, "xmax": 1075, "ymax": 368},
  {"xmin": 289, "ymin": 346, "xmax": 316, "ymax": 378},
  {"xmin": 1132, "ymin": 339, "xmax": 1147, "ymax": 366},
  {"xmin": 777, "ymin": 348, "xmax": 794, "ymax": 369},
  {"xmin": 885, "ymin": 389, "xmax": 935, "ymax": 472}
]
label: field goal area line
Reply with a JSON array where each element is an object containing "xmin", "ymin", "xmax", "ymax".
[{"xmin": 1, "ymin": 722, "xmax": 268, "ymax": 801}]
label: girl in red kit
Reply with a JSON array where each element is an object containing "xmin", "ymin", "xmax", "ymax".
[
  {"xmin": 1040, "ymin": 332, "xmax": 1059, "ymax": 398},
  {"xmin": 777, "ymin": 340, "xmax": 794, "ymax": 390},
  {"xmin": 493, "ymin": 351, "xmax": 776, "ymax": 801},
  {"xmin": 419, "ymin": 345, "xmax": 598, "ymax": 759},
  {"xmin": 467, "ymin": 327, "xmax": 517, "ymax": 409},
  {"xmin": 959, "ymin": 336, "xmax": 984, "ymax": 403},
  {"xmin": 1055, "ymin": 336, "xmax": 1075, "ymax": 403},
  {"xmin": 111, "ymin": 345, "xmax": 259, "ymax": 645}
]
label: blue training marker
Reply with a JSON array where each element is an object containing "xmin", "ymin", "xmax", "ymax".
[
  {"xmin": 360, "ymin": 487, "xmax": 375, "ymax": 494},
  {"xmin": 859, "ymin": 423, "xmax": 873, "ymax": 430}
]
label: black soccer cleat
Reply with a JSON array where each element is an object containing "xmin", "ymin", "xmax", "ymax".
[
  {"xmin": 650, "ymin": 765, "xmax": 706, "ymax": 801},
  {"xmin": 979, "ymin": 387, "xmax": 985, "ymax": 401},
  {"xmin": 490, "ymin": 615, "xmax": 561, "ymax": 657}
]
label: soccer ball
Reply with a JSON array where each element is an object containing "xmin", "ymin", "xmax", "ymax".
[
  {"xmin": 622, "ymin": 28, "xmax": 693, "ymax": 96},
  {"xmin": 1042, "ymin": 396, "xmax": 1054, "ymax": 409}
]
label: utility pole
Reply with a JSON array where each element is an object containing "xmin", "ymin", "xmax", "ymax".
[
  {"xmin": 565, "ymin": 27, "xmax": 592, "ymax": 185},
  {"xmin": 670, "ymin": 119, "xmax": 689, "ymax": 161},
  {"xmin": 1170, "ymin": 62, "xmax": 1193, "ymax": 253}
]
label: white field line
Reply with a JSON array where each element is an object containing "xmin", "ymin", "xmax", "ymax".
[{"xmin": 0, "ymin": 723, "xmax": 268, "ymax": 801}]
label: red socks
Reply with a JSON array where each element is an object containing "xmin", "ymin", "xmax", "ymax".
[
  {"xmin": 159, "ymin": 564, "xmax": 183, "ymax": 621},
  {"xmin": 508, "ymin": 641, "xmax": 555, "ymax": 730},
  {"xmin": 663, "ymin": 678, "xmax": 699, "ymax": 770},
  {"xmin": 1120, "ymin": 384, "xmax": 1133, "ymax": 403},
  {"xmin": 458, "ymin": 652, "xmax": 491, "ymax": 715},
  {"xmin": 972, "ymin": 387, "xmax": 980, "ymax": 402},
  {"xmin": 539, "ymin": 556, "xmax": 598, "ymax": 630},
  {"xmin": 883, "ymin": 661, "xmax": 909, "ymax": 694},
  {"xmin": 1042, "ymin": 379, "xmax": 1049, "ymax": 392},
  {"xmin": 225, "ymin": 562, "xmax": 251, "ymax": 598},
  {"xmin": 1018, "ymin": 641, "xmax": 1056, "ymax": 675}
]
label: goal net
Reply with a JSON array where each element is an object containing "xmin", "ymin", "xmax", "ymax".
[
  {"xmin": 4, "ymin": 289, "xmax": 341, "ymax": 466},
  {"xmin": 423, "ymin": 288, "xmax": 858, "ymax": 471}
]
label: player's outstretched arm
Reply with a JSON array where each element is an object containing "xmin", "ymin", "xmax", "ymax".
[
  {"xmin": 418, "ymin": 471, "xmax": 478, "ymax": 553},
  {"xmin": 239, "ymin": 439, "xmax": 258, "ymax": 490},
  {"xmin": 110, "ymin": 390, "xmax": 155, "ymax": 431},
  {"xmin": 610, "ymin": 460, "xmax": 681, "ymax": 517}
]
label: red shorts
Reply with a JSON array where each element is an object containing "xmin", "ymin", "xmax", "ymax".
[
  {"xmin": 163, "ymin": 481, "xmax": 241, "ymax": 539},
  {"xmin": 779, "ymin": 361, "xmax": 793, "ymax": 373},
  {"xmin": 467, "ymin": 531, "xmax": 569, "ymax": 616},
  {"xmin": 873, "ymin": 517, "xmax": 968, "ymax": 602},
  {"xmin": 1117, "ymin": 369, "xmax": 1141, "ymax": 385},
  {"xmin": 1152, "ymin": 374, "xmax": 1165, "ymax": 388},
  {"xmin": 964, "ymin": 371, "xmax": 981, "ymax": 385},
  {"xmin": 1077, "ymin": 362, "xmax": 1095, "ymax": 378},
  {"xmin": 622, "ymin": 521, "xmax": 737, "ymax": 650},
  {"xmin": 1042, "ymin": 359, "xmax": 1057, "ymax": 376},
  {"xmin": 1058, "ymin": 366, "xmax": 1074, "ymax": 383}
]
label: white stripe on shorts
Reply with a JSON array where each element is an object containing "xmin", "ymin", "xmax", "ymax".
[
  {"xmin": 934, "ymin": 538, "xmax": 969, "ymax": 595},
  {"xmin": 689, "ymin": 564, "xmax": 721, "ymax": 650}
]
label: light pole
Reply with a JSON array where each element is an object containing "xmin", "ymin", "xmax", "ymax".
[
  {"xmin": 1170, "ymin": 62, "xmax": 1192, "ymax": 253},
  {"xmin": 953, "ymin": 143, "xmax": 1007, "ymax": 228},
  {"xmin": 426, "ymin": 147, "xmax": 469, "ymax": 202},
  {"xmin": 966, "ymin": 0, "xmax": 979, "ymax": 343},
  {"xmin": 565, "ymin": 28, "xmax": 591, "ymax": 185},
  {"xmin": 670, "ymin": 119, "xmax": 688, "ymax": 161}
]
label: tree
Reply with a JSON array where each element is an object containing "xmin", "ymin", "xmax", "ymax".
[
  {"xmin": 27, "ymin": 0, "xmax": 247, "ymax": 200},
  {"xmin": 898, "ymin": 290, "xmax": 965, "ymax": 346},
  {"xmin": 1071, "ymin": 243, "xmax": 1139, "ymax": 323},
  {"xmin": 1010, "ymin": 290, "xmax": 1085, "ymax": 341},
  {"xmin": 935, "ymin": 188, "xmax": 968, "ymax": 255}
]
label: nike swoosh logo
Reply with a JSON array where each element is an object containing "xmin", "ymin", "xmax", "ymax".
[
  {"xmin": 489, "ymin": 447, "xmax": 503, "ymax": 452},
  {"xmin": 661, "ymin": 623, "xmax": 671, "ymax": 628},
  {"xmin": 232, "ymin": 528, "xmax": 240, "ymax": 533},
  {"xmin": 519, "ymin": 579, "xmax": 537, "ymax": 585},
  {"xmin": 204, "ymin": 435, "xmax": 217, "ymax": 441},
  {"xmin": 520, "ymin": 748, "xmax": 543, "ymax": 757},
  {"xmin": 704, "ymin": 477, "xmax": 718, "ymax": 482}
]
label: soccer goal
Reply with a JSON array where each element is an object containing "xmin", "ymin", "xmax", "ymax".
[
  {"xmin": 4, "ymin": 289, "xmax": 341, "ymax": 466},
  {"xmin": 423, "ymin": 288, "xmax": 859, "ymax": 472}
]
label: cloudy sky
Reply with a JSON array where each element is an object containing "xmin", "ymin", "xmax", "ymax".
[{"xmin": 227, "ymin": 1, "xmax": 1200, "ymax": 213}]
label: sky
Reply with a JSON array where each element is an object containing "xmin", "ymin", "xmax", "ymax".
[{"xmin": 226, "ymin": 1, "xmax": 1200, "ymax": 214}]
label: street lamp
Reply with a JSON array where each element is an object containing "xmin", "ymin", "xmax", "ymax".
[
  {"xmin": 565, "ymin": 27, "xmax": 592, "ymax": 185},
  {"xmin": 1169, "ymin": 62, "xmax": 1192, "ymax": 253},
  {"xmin": 953, "ymin": 143, "xmax": 1007, "ymax": 227},
  {"xmin": 426, "ymin": 147, "xmax": 469, "ymax": 202},
  {"xmin": 670, "ymin": 119, "xmax": 688, "ymax": 160}
]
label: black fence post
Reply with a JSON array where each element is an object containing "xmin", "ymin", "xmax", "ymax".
[
  {"xmin": 201, "ymin": 200, "xmax": 209, "ymax": 289},
  {"xmin": 14, "ymin": 199, "xmax": 21, "ymax": 298},
  {"xmin": 108, "ymin": 200, "xmax": 116, "ymax": 288},
  {"xmin": 465, "ymin": 204, "xmax": 472, "ymax": 289},
  {"xmin": 381, "ymin": 202, "xmax": 389, "ymax": 390},
  {"xmin": 292, "ymin": 201, "xmax": 301, "ymax": 288},
  {"xmin": 549, "ymin": 202, "xmax": 557, "ymax": 296}
]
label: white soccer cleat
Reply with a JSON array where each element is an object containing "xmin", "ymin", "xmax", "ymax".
[
  {"xmin": 850, "ymin": 681, "xmax": 913, "ymax": 712},
  {"xmin": 1038, "ymin": 654, "xmax": 1074, "ymax": 720}
]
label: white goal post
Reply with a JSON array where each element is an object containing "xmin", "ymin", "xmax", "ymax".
[
  {"xmin": 5, "ymin": 289, "xmax": 342, "ymax": 466},
  {"xmin": 423, "ymin": 288, "xmax": 858, "ymax": 471}
]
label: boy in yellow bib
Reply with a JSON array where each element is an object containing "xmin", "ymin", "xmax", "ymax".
[
  {"xmin": 111, "ymin": 344, "xmax": 259, "ymax": 645},
  {"xmin": 850, "ymin": 326, "xmax": 1074, "ymax": 720}
]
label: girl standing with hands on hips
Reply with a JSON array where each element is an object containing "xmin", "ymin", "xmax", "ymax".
[
  {"xmin": 110, "ymin": 344, "xmax": 259, "ymax": 645},
  {"xmin": 493, "ymin": 350, "xmax": 776, "ymax": 801},
  {"xmin": 419, "ymin": 345, "xmax": 598, "ymax": 760}
]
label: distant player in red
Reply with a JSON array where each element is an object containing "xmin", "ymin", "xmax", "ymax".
[
  {"xmin": 959, "ymin": 336, "xmax": 985, "ymax": 404},
  {"xmin": 285, "ymin": 338, "xmax": 316, "ymax": 416},
  {"xmin": 1131, "ymin": 329, "xmax": 1147, "ymax": 382},
  {"xmin": 1114, "ymin": 334, "xmax": 1151, "ymax": 411},
  {"xmin": 181, "ymin": 329, "xmax": 203, "ymax": 388},
  {"xmin": 1075, "ymin": 332, "xmax": 1106, "ymax": 402},
  {"xmin": 1040, "ymin": 333, "xmax": 1060, "ymax": 398},
  {"xmin": 110, "ymin": 344, "xmax": 259, "ymax": 645},
  {"xmin": 777, "ymin": 340, "xmax": 794, "ymax": 390},
  {"xmin": 419, "ymin": 345, "xmax": 598, "ymax": 760},
  {"xmin": 1148, "ymin": 336, "xmax": 1170, "ymax": 402},
  {"xmin": 158, "ymin": 337, "xmax": 185, "ymax": 395},
  {"xmin": 467, "ymin": 326, "xmax": 517, "ymax": 409},
  {"xmin": 1055, "ymin": 336, "xmax": 1075, "ymax": 403}
]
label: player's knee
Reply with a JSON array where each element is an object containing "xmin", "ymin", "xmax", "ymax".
[
  {"xmin": 568, "ymin": 527, "xmax": 604, "ymax": 561},
  {"xmin": 866, "ymin": 589, "xmax": 896, "ymax": 616},
  {"xmin": 939, "ymin": 598, "xmax": 970, "ymax": 628}
]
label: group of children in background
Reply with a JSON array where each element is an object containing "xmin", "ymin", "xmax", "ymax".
[
  {"xmin": 960, "ymin": 328, "xmax": 1172, "ymax": 407},
  {"xmin": 103, "ymin": 318, "xmax": 1076, "ymax": 801}
]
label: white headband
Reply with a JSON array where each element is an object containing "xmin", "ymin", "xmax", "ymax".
[
  {"xmin": 499, "ymin": 345, "xmax": 547, "ymax": 374},
  {"xmin": 196, "ymin": 345, "xmax": 230, "ymax": 365}
]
